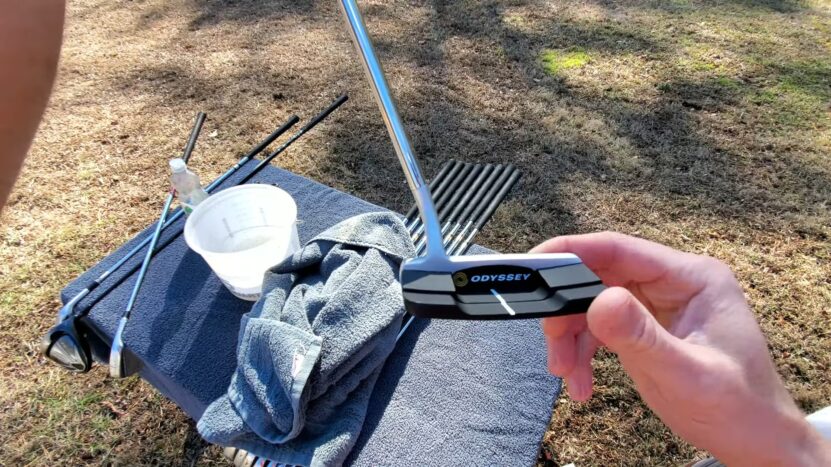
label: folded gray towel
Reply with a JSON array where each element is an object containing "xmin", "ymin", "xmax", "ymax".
[{"xmin": 197, "ymin": 212, "xmax": 416, "ymax": 467}]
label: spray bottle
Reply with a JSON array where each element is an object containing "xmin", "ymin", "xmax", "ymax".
[{"xmin": 169, "ymin": 158, "xmax": 209, "ymax": 214}]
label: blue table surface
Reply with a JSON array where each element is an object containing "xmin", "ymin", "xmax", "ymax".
[{"xmin": 62, "ymin": 163, "xmax": 560, "ymax": 466}]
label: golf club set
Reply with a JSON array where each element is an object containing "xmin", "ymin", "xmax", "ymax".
[{"xmin": 41, "ymin": 95, "xmax": 348, "ymax": 375}]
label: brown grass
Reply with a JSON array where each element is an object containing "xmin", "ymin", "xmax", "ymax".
[{"xmin": 1, "ymin": 0, "xmax": 830, "ymax": 465}]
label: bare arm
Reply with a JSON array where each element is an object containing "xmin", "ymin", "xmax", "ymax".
[{"xmin": 0, "ymin": 0, "xmax": 65, "ymax": 212}]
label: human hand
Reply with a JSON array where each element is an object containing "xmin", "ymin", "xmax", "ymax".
[{"xmin": 533, "ymin": 232, "xmax": 831, "ymax": 466}]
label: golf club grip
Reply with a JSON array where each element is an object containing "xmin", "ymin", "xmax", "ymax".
[
  {"xmin": 403, "ymin": 160, "xmax": 455, "ymax": 221},
  {"xmin": 182, "ymin": 112, "xmax": 207, "ymax": 164},
  {"xmin": 244, "ymin": 115, "xmax": 300, "ymax": 159},
  {"xmin": 444, "ymin": 164, "xmax": 494, "ymax": 225},
  {"xmin": 473, "ymin": 170, "xmax": 521, "ymax": 232},
  {"xmin": 301, "ymin": 94, "xmax": 348, "ymax": 132},
  {"xmin": 454, "ymin": 164, "xmax": 504, "ymax": 225}
]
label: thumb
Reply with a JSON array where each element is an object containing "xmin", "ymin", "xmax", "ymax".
[{"xmin": 587, "ymin": 287, "xmax": 683, "ymax": 367}]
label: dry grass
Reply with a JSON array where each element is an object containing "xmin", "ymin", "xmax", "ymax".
[{"xmin": 1, "ymin": 0, "xmax": 830, "ymax": 465}]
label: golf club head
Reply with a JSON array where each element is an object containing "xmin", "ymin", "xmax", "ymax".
[
  {"xmin": 400, "ymin": 253, "xmax": 604, "ymax": 319},
  {"xmin": 108, "ymin": 317, "xmax": 128, "ymax": 378}
]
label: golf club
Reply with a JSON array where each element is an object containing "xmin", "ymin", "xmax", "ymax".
[
  {"xmin": 109, "ymin": 111, "xmax": 207, "ymax": 378},
  {"xmin": 413, "ymin": 164, "xmax": 495, "ymax": 254},
  {"xmin": 400, "ymin": 164, "xmax": 516, "ymax": 338},
  {"xmin": 341, "ymin": 0, "xmax": 604, "ymax": 320},
  {"xmin": 406, "ymin": 161, "xmax": 464, "ymax": 231},
  {"xmin": 101, "ymin": 95, "xmax": 348, "ymax": 377},
  {"xmin": 54, "ymin": 115, "xmax": 301, "ymax": 325}
]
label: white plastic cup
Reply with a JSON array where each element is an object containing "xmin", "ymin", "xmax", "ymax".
[{"xmin": 184, "ymin": 184, "xmax": 300, "ymax": 301}]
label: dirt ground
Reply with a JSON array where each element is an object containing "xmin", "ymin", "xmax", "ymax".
[{"xmin": 1, "ymin": 0, "xmax": 830, "ymax": 465}]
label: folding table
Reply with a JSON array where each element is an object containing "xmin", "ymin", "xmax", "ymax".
[{"xmin": 61, "ymin": 162, "xmax": 561, "ymax": 465}]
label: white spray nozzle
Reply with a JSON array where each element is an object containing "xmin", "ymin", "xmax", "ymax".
[{"xmin": 169, "ymin": 158, "xmax": 187, "ymax": 173}]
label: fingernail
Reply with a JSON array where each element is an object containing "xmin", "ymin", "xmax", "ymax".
[
  {"xmin": 568, "ymin": 379, "xmax": 588, "ymax": 401},
  {"xmin": 546, "ymin": 339, "xmax": 559, "ymax": 374}
]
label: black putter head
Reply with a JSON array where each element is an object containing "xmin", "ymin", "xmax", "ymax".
[{"xmin": 401, "ymin": 253, "xmax": 604, "ymax": 319}]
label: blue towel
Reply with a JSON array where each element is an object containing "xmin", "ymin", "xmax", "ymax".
[{"xmin": 198, "ymin": 212, "xmax": 416, "ymax": 466}]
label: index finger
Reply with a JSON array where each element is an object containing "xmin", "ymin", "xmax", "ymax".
[{"xmin": 531, "ymin": 231, "xmax": 700, "ymax": 289}]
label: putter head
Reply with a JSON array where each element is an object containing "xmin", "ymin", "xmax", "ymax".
[
  {"xmin": 400, "ymin": 253, "xmax": 604, "ymax": 319},
  {"xmin": 108, "ymin": 317, "xmax": 129, "ymax": 378}
]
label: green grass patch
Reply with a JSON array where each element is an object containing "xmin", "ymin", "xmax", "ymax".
[{"xmin": 540, "ymin": 48, "xmax": 591, "ymax": 76}]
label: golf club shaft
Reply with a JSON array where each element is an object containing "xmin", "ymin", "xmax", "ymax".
[
  {"xmin": 415, "ymin": 164, "xmax": 498, "ymax": 256},
  {"xmin": 402, "ymin": 160, "xmax": 455, "ymax": 225},
  {"xmin": 410, "ymin": 163, "xmax": 473, "ymax": 237},
  {"xmin": 406, "ymin": 161, "xmax": 464, "ymax": 231},
  {"xmin": 456, "ymin": 170, "xmax": 522, "ymax": 254},
  {"xmin": 241, "ymin": 95, "xmax": 348, "ymax": 184},
  {"xmin": 447, "ymin": 165, "xmax": 516, "ymax": 253},
  {"xmin": 340, "ymin": 0, "xmax": 445, "ymax": 257},
  {"xmin": 56, "ymin": 116, "xmax": 300, "ymax": 323},
  {"xmin": 412, "ymin": 164, "xmax": 484, "ymax": 249},
  {"xmin": 182, "ymin": 112, "xmax": 206, "ymax": 164},
  {"xmin": 124, "ymin": 112, "xmax": 206, "ymax": 315},
  {"xmin": 439, "ymin": 164, "xmax": 505, "ymax": 247}
]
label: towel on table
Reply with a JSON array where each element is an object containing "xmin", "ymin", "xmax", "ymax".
[{"xmin": 197, "ymin": 212, "xmax": 416, "ymax": 467}]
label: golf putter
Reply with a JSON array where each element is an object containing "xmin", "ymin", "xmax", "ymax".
[{"xmin": 339, "ymin": 0, "xmax": 604, "ymax": 319}]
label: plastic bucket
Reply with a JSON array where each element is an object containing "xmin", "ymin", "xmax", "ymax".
[{"xmin": 184, "ymin": 184, "xmax": 300, "ymax": 301}]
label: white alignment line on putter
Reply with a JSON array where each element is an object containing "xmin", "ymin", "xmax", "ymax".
[
  {"xmin": 54, "ymin": 115, "xmax": 301, "ymax": 325},
  {"xmin": 341, "ymin": 0, "xmax": 605, "ymax": 321}
]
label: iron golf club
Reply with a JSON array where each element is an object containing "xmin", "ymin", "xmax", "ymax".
[
  {"xmin": 341, "ymin": 0, "xmax": 604, "ymax": 320},
  {"xmin": 83, "ymin": 96, "xmax": 346, "ymax": 318},
  {"xmin": 109, "ymin": 112, "xmax": 208, "ymax": 378},
  {"xmin": 54, "ymin": 116, "xmax": 301, "ymax": 325}
]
